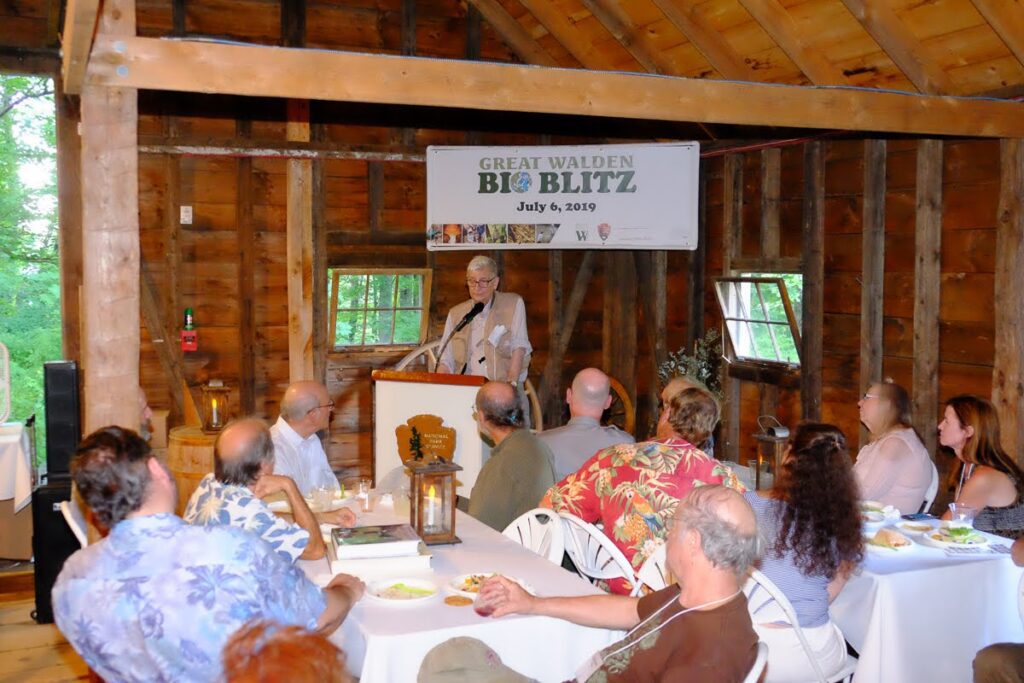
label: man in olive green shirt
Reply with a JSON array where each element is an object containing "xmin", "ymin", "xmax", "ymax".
[{"xmin": 467, "ymin": 382, "xmax": 556, "ymax": 532}]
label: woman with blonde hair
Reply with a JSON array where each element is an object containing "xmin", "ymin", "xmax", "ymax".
[
  {"xmin": 853, "ymin": 380, "xmax": 934, "ymax": 512},
  {"xmin": 939, "ymin": 395, "xmax": 1024, "ymax": 526}
]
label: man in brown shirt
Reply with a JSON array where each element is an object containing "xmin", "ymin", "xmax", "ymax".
[{"xmin": 419, "ymin": 485, "xmax": 762, "ymax": 683}]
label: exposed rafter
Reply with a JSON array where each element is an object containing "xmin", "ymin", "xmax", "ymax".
[
  {"xmin": 649, "ymin": 0, "xmax": 759, "ymax": 81},
  {"xmin": 86, "ymin": 37, "xmax": 1024, "ymax": 137},
  {"xmin": 516, "ymin": 0, "xmax": 619, "ymax": 69},
  {"xmin": 840, "ymin": 0, "xmax": 952, "ymax": 94},
  {"xmin": 970, "ymin": 0, "xmax": 1024, "ymax": 69},
  {"xmin": 61, "ymin": 0, "xmax": 102, "ymax": 94},
  {"xmin": 464, "ymin": 0, "xmax": 559, "ymax": 67},
  {"xmin": 578, "ymin": 0, "xmax": 676, "ymax": 74},
  {"xmin": 737, "ymin": 0, "xmax": 849, "ymax": 85}
]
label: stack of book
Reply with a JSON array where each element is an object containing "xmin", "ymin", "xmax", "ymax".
[{"xmin": 330, "ymin": 523, "xmax": 432, "ymax": 580}]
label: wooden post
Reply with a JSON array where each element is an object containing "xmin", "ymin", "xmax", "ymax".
[
  {"xmin": 286, "ymin": 99, "xmax": 314, "ymax": 382},
  {"xmin": 603, "ymin": 252, "xmax": 638, "ymax": 407},
  {"xmin": 860, "ymin": 139, "xmax": 886, "ymax": 448},
  {"xmin": 722, "ymin": 154, "xmax": 743, "ymax": 459},
  {"xmin": 56, "ymin": 80, "xmax": 82, "ymax": 364},
  {"xmin": 912, "ymin": 139, "xmax": 943, "ymax": 459},
  {"xmin": 686, "ymin": 168, "xmax": 708, "ymax": 350},
  {"xmin": 236, "ymin": 142, "xmax": 256, "ymax": 414},
  {"xmin": 636, "ymin": 250, "xmax": 667, "ymax": 439},
  {"xmin": 80, "ymin": 0, "xmax": 138, "ymax": 433},
  {"xmin": 543, "ymin": 250, "xmax": 565, "ymax": 427},
  {"xmin": 760, "ymin": 148, "xmax": 781, "ymax": 262},
  {"xmin": 800, "ymin": 141, "xmax": 825, "ymax": 421},
  {"xmin": 538, "ymin": 251, "xmax": 597, "ymax": 407},
  {"xmin": 992, "ymin": 138, "xmax": 1024, "ymax": 463},
  {"xmin": 312, "ymin": 124, "xmax": 328, "ymax": 386}
]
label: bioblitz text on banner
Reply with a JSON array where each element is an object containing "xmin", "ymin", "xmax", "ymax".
[{"xmin": 425, "ymin": 143, "xmax": 700, "ymax": 251}]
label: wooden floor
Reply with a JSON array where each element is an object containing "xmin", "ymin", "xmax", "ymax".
[{"xmin": 0, "ymin": 571, "xmax": 89, "ymax": 683}]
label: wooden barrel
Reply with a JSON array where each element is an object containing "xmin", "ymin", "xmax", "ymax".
[{"xmin": 167, "ymin": 426, "xmax": 216, "ymax": 515}]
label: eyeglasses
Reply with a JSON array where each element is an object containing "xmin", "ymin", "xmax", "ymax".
[
  {"xmin": 466, "ymin": 276, "xmax": 497, "ymax": 288},
  {"xmin": 861, "ymin": 393, "xmax": 879, "ymax": 400},
  {"xmin": 309, "ymin": 401, "xmax": 335, "ymax": 414}
]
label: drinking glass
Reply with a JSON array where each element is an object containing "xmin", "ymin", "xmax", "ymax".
[
  {"xmin": 311, "ymin": 486, "xmax": 333, "ymax": 512},
  {"xmin": 358, "ymin": 478, "xmax": 374, "ymax": 512},
  {"xmin": 948, "ymin": 502, "xmax": 979, "ymax": 526}
]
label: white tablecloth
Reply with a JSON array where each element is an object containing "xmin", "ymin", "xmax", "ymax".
[
  {"xmin": 300, "ymin": 504, "xmax": 620, "ymax": 683},
  {"xmin": 0, "ymin": 423, "xmax": 32, "ymax": 512},
  {"xmin": 831, "ymin": 531, "xmax": 1024, "ymax": 683}
]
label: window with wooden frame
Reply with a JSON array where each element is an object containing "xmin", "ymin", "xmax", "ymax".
[
  {"xmin": 713, "ymin": 275, "xmax": 802, "ymax": 366},
  {"xmin": 329, "ymin": 269, "xmax": 432, "ymax": 349}
]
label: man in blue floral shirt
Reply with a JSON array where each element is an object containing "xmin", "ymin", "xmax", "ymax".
[
  {"xmin": 53, "ymin": 426, "xmax": 363, "ymax": 683},
  {"xmin": 184, "ymin": 418, "xmax": 354, "ymax": 562}
]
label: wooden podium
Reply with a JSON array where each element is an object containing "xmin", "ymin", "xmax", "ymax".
[{"xmin": 371, "ymin": 370, "xmax": 489, "ymax": 497}]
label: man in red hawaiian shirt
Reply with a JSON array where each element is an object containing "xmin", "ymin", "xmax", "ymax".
[{"xmin": 542, "ymin": 387, "xmax": 745, "ymax": 594}]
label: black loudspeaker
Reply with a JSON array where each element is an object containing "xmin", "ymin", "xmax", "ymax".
[
  {"xmin": 31, "ymin": 479, "xmax": 79, "ymax": 624},
  {"xmin": 43, "ymin": 361, "xmax": 80, "ymax": 478}
]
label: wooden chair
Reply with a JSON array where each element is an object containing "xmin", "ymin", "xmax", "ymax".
[
  {"xmin": 559, "ymin": 511, "xmax": 637, "ymax": 593},
  {"xmin": 502, "ymin": 508, "xmax": 564, "ymax": 564}
]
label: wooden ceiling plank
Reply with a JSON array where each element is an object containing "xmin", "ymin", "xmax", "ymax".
[
  {"xmin": 649, "ymin": 0, "xmax": 759, "ymax": 81},
  {"xmin": 577, "ymin": 0, "xmax": 676, "ymax": 74},
  {"xmin": 61, "ymin": 0, "xmax": 102, "ymax": 94},
  {"xmin": 86, "ymin": 36, "xmax": 1024, "ymax": 137},
  {"xmin": 464, "ymin": 0, "xmax": 559, "ymax": 67},
  {"xmin": 516, "ymin": 0, "xmax": 617, "ymax": 68},
  {"xmin": 970, "ymin": 0, "xmax": 1024, "ymax": 68},
  {"xmin": 840, "ymin": 0, "xmax": 953, "ymax": 94},
  {"xmin": 737, "ymin": 0, "xmax": 849, "ymax": 85}
]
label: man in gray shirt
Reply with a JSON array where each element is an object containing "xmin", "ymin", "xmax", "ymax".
[{"xmin": 538, "ymin": 368, "xmax": 635, "ymax": 481}]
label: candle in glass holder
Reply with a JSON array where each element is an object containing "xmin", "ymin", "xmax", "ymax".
[
  {"xmin": 211, "ymin": 398, "xmax": 220, "ymax": 426},
  {"xmin": 426, "ymin": 485, "xmax": 437, "ymax": 528}
]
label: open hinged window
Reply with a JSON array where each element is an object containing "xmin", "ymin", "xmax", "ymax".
[
  {"xmin": 713, "ymin": 276, "xmax": 802, "ymax": 366},
  {"xmin": 329, "ymin": 269, "xmax": 433, "ymax": 349}
]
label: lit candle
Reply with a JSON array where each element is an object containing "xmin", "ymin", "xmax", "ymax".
[
  {"xmin": 211, "ymin": 398, "xmax": 219, "ymax": 425},
  {"xmin": 426, "ymin": 484, "xmax": 437, "ymax": 528}
]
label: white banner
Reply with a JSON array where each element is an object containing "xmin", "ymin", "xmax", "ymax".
[{"xmin": 426, "ymin": 142, "xmax": 699, "ymax": 251}]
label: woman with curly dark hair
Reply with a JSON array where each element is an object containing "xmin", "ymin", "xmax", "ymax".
[{"xmin": 744, "ymin": 422, "xmax": 863, "ymax": 683}]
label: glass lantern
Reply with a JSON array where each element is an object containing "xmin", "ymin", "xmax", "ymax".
[
  {"xmin": 752, "ymin": 433, "xmax": 787, "ymax": 490},
  {"xmin": 406, "ymin": 458, "xmax": 462, "ymax": 545},
  {"xmin": 201, "ymin": 380, "xmax": 231, "ymax": 434}
]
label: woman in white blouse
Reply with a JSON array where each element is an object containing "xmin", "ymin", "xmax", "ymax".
[{"xmin": 853, "ymin": 380, "xmax": 934, "ymax": 513}]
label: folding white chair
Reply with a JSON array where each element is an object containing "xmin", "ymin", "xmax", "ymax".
[
  {"xmin": 921, "ymin": 462, "xmax": 939, "ymax": 514},
  {"xmin": 743, "ymin": 569, "xmax": 857, "ymax": 683},
  {"xmin": 742, "ymin": 641, "xmax": 769, "ymax": 683},
  {"xmin": 60, "ymin": 499, "xmax": 88, "ymax": 549},
  {"xmin": 559, "ymin": 511, "xmax": 637, "ymax": 593},
  {"xmin": 502, "ymin": 508, "xmax": 564, "ymax": 564},
  {"xmin": 629, "ymin": 542, "xmax": 669, "ymax": 596}
]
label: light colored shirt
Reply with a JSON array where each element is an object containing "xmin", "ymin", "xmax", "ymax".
[
  {"xmin": 439, "ymin": 294, "xmax": 531, "ymax": 382},
  {"xmin": 53, "ymin": 513, "xmax": 325, "ymax": 683},
  {"xmin": 270, "ymin": 415, "xmax": 340, "ymax": 496},
  {"xmin": 744, "ymin": 492, "xmax": 831, "ymax": 628},
  {"xmin": 538, "ymin": 415, "xmax": 635, "ymax": 481},
  {"xmin": 183, "ymin": 473, "xmax": 310, "ymax": 563},
  {"xmin": 853, "ymin": 427, "xmax": 934, "ymax": 514}
]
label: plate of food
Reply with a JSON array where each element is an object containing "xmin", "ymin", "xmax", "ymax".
[
  {"xmin": 919, "ymin": 525, "xmax": 989, "ymax": 549},
  {"xmin": 366, "ymin": 578, "xmax": 439, "ymax": 604},
  {"xmin": 864, "ymin": 528, "xmax": 914, "ymax": 553},
  {"xmin": 896, "ymin": 520, "xmax": 936, "ymax": 536},
  {"xmin": 448, "ymin": 573, "xmax": 534, "ymax": 599}
]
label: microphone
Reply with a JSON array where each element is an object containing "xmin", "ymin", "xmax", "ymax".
[{"xmin": 452, "ymin": 302, "xmax": 485, "ymax": 333}]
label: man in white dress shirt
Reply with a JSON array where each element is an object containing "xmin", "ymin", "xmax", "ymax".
[{"xmin": 270, "ymin": 381, "xmax": 341, "ymax": 496}]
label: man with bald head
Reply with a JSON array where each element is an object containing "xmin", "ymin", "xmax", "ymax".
[
  {"xmin": 185, "ymin": 418, "xmax": 354, "ymax": 562},
  {"xmin": 467, "ymin": 381, "xmax": 556, "ymax": 532},
  {"xmin": 421, "ymin": 486, "xmax": 762, "ymax": 682},
  {"xmin": 538, "ymin": 368, "xmax": 635, "ymax": 481},
  {"xmin": 271, "ymin": 380, "xmax": 341, "ymax": 496}
]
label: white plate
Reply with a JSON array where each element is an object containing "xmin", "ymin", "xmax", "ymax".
[
  {"xmin": 896, "ymin": 520, "xmax": 936, "ymax": 536},
  {"xmin": 447, "ymin": 573, "xmax": 534, "ymax": 599},
  {"xmin": 366, "ymin": 578, "xmax": 439, "ymax": 605},
  {"xmin": 266, "ymin": 496, "xmax": 351, "ymax": 513},
  {"xmin": 863, "ymin": 532, "xmax": 914, "ymax": 553},
  {"xmin": 919, "ymin": 529, "xmax": 989, "ymax": 549}
]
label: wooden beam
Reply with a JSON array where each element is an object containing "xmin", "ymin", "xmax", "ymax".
[
  {"xmin": 912, "ymin": 139, "xmax": 943, "ymax": 460},
  {"xmin": 636, "ymin": 250, "xmax": 667, "ymax": 438},
  {"xmin": 86, "ymin": 37, "xmax": 1024, "ymax": 137},
  {"xmin": 56, "ymin": 84, "xmax": 82, "ymax": 365},
  {"xmin": 859, "ymin": 139, "xmax": 886, "ymax": 450},
  {"xmin": 80, "ymin": 0, "xmax": 137, "ymax": 432},
  {"xmin": 0, "ymin": 47, "xmax": 60, "ymax": 75},
  {"xmin": 839, "ymin": 0, "xmax": 952, "ymax": 94},
  {"xmin": 281, "ymin": 0, "xmax": 306, "ymax": 48},
  {"xmin": 140, "ymin": 263, "xmax": 195, "ymax": 419},
  {"xmin": 287, "ymin": 99, "xmax": 314, "ymax": 382},
  {"xmin": 538, "ymin": 251, "xmax": 597, "ymax": 404},
  {"xmin": 603, "ymin": 252, "xmax": 638, "ymax": 407},
  {"xmin": 61, "ymin": 0, "xmax": 102, "ymax": 94},
  {"xmin": 649, "ymin": 0, "xmax": 759, "ymax": 81},
  {"xmin": 237, "ymin": 153, "xmax": 256, "ymax": 414},
  {"xmin": 760, "ymin": 147, "xmax": 781, "ymax": 261},
  {"xmin": 737, "ymin": 0, "xmax": 849, "ymax": 85},
  {"xmin": 466, "ymin": 4, "xmax": 482, "ymax": 62},
  {"xmin": 992, "ymin": 138, "xmax": 1024, "ymax": 463},
  {"xmin": 970, "ymin": 0, "xmax": 1024, "ymax": 69},
  {"xmin": 464, "ymin": 0, "xmax": 558, "ymax": 67},
  {"xmin": 800, "ymin": 141, "xmax": 824, "ymax": 421},
  {"xmin": 579, "ymin": 0, "xmax": 677, "ymax": 74},
  {"xmin": 487, "ymin": 0, "xmax": 613, "ymax": 68},
  {"xmin": 685, "ymin": 168, "xmax": 708, "ymax": 350},
  {"xmin": 171, "ymin": 0, "xmax": 186, "ymax": 36},
  {"xmin": 721, "ymin": 154, "xmax": 743, "ymax": 459},
  {"xmin": 137, "ymin": 142, "xmax": 425, "ymax": 162},
  {"xmin": 312, "ymin": 123, "xmax": 328, "ymax": 386},
  {"xmin": 542, "ymin": 250, "xmax": 565, "ymax": 427}
]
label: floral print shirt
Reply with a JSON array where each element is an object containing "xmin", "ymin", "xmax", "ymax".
[
  {"xmin": 183, "ymin": 473, "xmax": 310, "ymax": 563},
  {"xmin": 53, "ymin": 513, "xmax": 325, "ymax": 683},
  {"xmin": 542, "ymin": 437, "xmax": 745, "ymax": 594}
]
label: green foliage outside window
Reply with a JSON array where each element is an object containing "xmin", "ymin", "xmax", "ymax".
[
  {"xmin": 330, "ymin": 269, "xmax": 430, "ymax": 348},
  {"xmin": 715, "ymin": 275, "xmax": 803, "ymax": 366}
]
